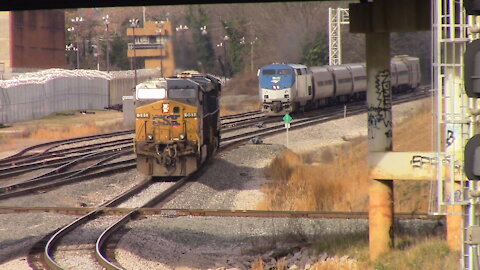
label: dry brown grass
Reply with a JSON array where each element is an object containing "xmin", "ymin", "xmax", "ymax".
[
  {"xmin": 223, "ymin": 71, "xmax": 259, "ymax": 96},
  {"xmin": 0, "ymin": 110, "xmax": 125, "ymax": 155},
  {"xmin": 257, "ymin": 99, "xmax": 434, "ymax": 213},
  {"xmin": 310, "ymin": 256, "xmax": 359, "ymax": 270},
  {"xmin": 250, "ymin": 235, "xmax": 458, "ymax": 270},
  {"xmin": 254, "ymin": 99, "xmax": 458, "ymax": 269},
  {"xmin": 220, "ymin": 99, "xmax": 261, "ymax": 116},
  {"xmin": 219, "ymin": 71, "xmax": 261, "ymax": 116}
]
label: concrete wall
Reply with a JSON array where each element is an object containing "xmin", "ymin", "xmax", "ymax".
[
  {"xmin": 0, "ymin": 68, "xmax": 159, "ymax": 124},
  {"xmin": 122, "ymin": 96, "xmax": 134, "ymax": 129},
  {"xmin": 0, "ymin": 76, "xmax": 108, "ymax": 123},
  {"xmin": 108, "ymin": 69, "xmax": 159, "ymax": 106}
]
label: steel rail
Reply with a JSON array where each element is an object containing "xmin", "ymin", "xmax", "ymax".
[
  {"xmin": 0, "ymin": 137, "xmax": 133, "ymax": 168},
  {"xmin": 0, "ymin": 158, "xmax": 136, "ymax": 200},
  {"xmin": 0, "ymin": 143, "xmax": 133, "ymax": 179},
  {"xmin": 2, "ymin": 111, "xmax": 263, "ymax": 165},
  {"xmin": 37, "ymin": 89, "xmax": 431, "ymax": 269},
  {"xmin": 95, "ymin": 176, "xmax": 191, "ymax": 270},
  {"xmin": 220, "ymin": 90, "xmax": 431, "ymax": 147},
  {"xmin": 0, "ymin": 205, "xmax": 442, "ymax": 220},
  {"xmin": 0, "ymin": 130, "xmax": 134, "ymax": 165},
  {"xmin": 13, "ymin": 138, "xmax": 133, "ymax": 166},
  {"xmin": 219, "ymin": 110, "xmax": 263, "ymax": 121},
  {"xmin": 221, "ymin": 114, "xmax": 267, "ymax": 130},
  {"xmin": 0, "ymin": 149, "xmax": 132, "ymax": 194},
  {"xmin": 43, "ymin": 177, "xmax": 154, "ymax": 270}
]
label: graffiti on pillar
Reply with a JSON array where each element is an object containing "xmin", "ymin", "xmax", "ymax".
[
  {"xmin": 445, "ymin": 189, "xmax": 463, "ymax": 203},
  {"xmin": 446, "ymin": 129, "xmax": 455, "ymax": 147},
  {"xmin": 368, "ymin": 69, "xmax": 392, "ymax": 140},
  {"xmin": 409, "ymin": 154, "xmax": 462, "ymax": 172}
]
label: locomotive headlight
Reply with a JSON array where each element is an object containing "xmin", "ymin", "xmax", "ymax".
[
  {"xmin": 162, "ymin": 103, "xmax": 170, "ymax": 113},
  {"xmin": 147, "ymin": 134, "xmax": 154, "ymax": 141},
  {"xmin": 264, "ymin": 95, "xmax": 269, "ymax": 99},
  {"xmin": 179, "ymin": 134, "xmax": 185, "ymax": 140},
  {"xmin": 284, "ymin": 94, "xmax": 289, "ymax": 98}
]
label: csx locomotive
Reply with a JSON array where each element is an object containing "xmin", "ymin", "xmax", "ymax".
[
  {"xmin": 134, "ymin": 72, "xmax": 221, "ymax": 177},
  {"xmin": 259, "ymin": 55, "xmax": 421, "ymax": 115}
]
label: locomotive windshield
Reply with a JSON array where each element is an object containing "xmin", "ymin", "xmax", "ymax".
[
  {"xmin": 259, "ymin": 64, "xmax": 296, "ymax": 90},
  {"xmin": 277, "ymin": 69, "xmax": 292, "ymax": 75},
  {"xmin": 262, "ymin": 69, "xmax": 292, "ymax": 75},
  {"xmin": 262, "ymin": 69, "xmax": 275, "ymax": 75},
  {"xmin": 167, "ymin": 88, "xmax": 198, "ymax": 106}
]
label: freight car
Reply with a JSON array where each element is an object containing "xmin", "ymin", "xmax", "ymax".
[
  {"xmin": 134, "ymin": 71, "xmax": 221, "ymax": 177},
  {"xmin": 259, "ymin": 55, "xmax": 420, "ymax": 116}
]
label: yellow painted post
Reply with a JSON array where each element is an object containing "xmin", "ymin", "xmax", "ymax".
[
  {"xmin": 366, "ymin": 32, "xmax": 393, "ymax": 260},
  {"xmin": 447, "ymin": 205, "xmax": 462, "ymax": 251}
]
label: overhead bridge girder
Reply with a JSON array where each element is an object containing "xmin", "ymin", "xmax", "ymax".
[{"xmin": 349, "ymin": 0, "xmax": 430, "ymax": 33}]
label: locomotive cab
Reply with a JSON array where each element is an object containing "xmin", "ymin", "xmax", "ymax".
[{"xmin": 134, "ymin": 74, "xmax": 221, "ymax": 177}]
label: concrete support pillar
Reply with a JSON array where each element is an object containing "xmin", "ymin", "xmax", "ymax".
[
  {"xmin": 447, "ymin": 205, "xmax": 462, "ymax": 251},
  {"xmin": 366, "ymin": 32, "xmax": 394, "ymax": 260}
]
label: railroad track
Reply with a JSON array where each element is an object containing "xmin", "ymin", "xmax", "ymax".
[
  {"xmin": 220, "ymin": 89, "xmax": 431, "ymax": 147},
  {"xmin": 220, "ymin": 110, "xmax": 263, "ymax": 121},
  {"xmin": 26, "ymin": 177, "xmax": 154, "ymax": 269},
  {"xmin": 0, "ymin": 205, "xmax": 440, "ymax": 219},
  {"xmin": 8, "ymin": 89, "xmax": 432, "ymax": 269},
  {"xmin": 24, "ymin": 169, "xmax": 199, "ymax": 269},
  {"xmin": 0, "ymin": 90, "xmax": 429, "ymax": 200},
  {"xmin": 0, "ymin": 140, "xmax": 133, "ymax": 179},
  {"xmin": 0, "ymin": 130, "xmax": 134, "ymax": 167}
]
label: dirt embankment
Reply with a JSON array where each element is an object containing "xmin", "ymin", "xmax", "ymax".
[
  {"xmin": 0, "ymin": 110, "xmax": 126, "ymax": 159},
  {"xmin": 258, "ymin": 98, "xmax": 433, "ymax": 213}
]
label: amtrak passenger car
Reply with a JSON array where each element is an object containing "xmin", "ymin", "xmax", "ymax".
[
  {"xmin": 259, "ymin": 64, "xmax": 313, "ymax": 115},
  {"xmin": 258, "ymin": 55, "xmax": 420, "ymax": 116}
]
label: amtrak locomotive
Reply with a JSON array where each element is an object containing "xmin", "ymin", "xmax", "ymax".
[{"xmin": 258, "ymin": 55, "xmax": 421, "ymax": 116}]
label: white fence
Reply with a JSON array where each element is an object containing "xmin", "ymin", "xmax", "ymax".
[{"xmin": 0, "ymin": 69, "xmax": 159, "ymax": 124}]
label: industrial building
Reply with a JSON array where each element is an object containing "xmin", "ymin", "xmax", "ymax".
[
  {"xmin": 127, "ymin": 20, "xmax": 175, "ymax": 77},
  {"xmin": 0, "ymin": 10, "xmax": 66, "ymax": 75}
]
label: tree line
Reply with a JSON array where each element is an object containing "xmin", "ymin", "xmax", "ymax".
[{"xmin": 66, "ymin": 2, "xmax": 431, "ymax": 82}]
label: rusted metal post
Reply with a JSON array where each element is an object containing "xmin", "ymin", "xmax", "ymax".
[{"xmin": 366, "ymin": 32, "xmax": 393, "ymax": 260}]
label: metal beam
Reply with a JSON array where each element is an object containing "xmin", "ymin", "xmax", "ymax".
[
  {"xmin": 349, "ymin": 0, "xmax": 430, "ymax": 33},
  {"xmin": 369, "ymin": 151, "xmax": 462, "ymax": 181}
]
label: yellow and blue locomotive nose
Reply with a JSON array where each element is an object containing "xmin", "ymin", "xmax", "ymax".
[{"xmin": 135, "ymin": 100, "xmax": 198, "ymax": 143}]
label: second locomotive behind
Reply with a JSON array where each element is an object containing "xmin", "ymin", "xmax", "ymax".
[{"xmin": 134, "ymin": 72, "xmax": 221, "ymax": 177}]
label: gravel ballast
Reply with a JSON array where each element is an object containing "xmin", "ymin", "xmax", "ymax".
[
  {"xmin": 115, "ymin": 215, "xmax": 442, "ymax": 270},
  {"xmin": 112, "ymin": 97, "xmax": 439, "ymax": 269},
  {"xmin": 0, "ymin": 97, "xmax": 437, "ymax": 269}
]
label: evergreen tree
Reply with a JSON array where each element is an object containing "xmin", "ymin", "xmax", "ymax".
[
  {"xmin": 221, "ymin": 18, "xmax": 248, "ymax": 76},
  {"xmin": 185, "ymin": 6, "xmax": 216, "ymax": 73},
  {"xmin": 109, "ymin": 33, "xmax": 130, "ymax": 70},
  {"xmin": 301, "ymin": 33, "xmax": 329, "ymax": 67}
]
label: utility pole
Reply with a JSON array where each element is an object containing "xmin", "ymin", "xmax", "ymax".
[
  {"xmin": 156, "ymin": 21, "xmax": 165, "ymax": 77},
  {"xmin": 102, "ymin": 14, "xmax": 110, "ymax": 72},
  {"xmin": 240, "ymin": 36, "xmax": 258, "ymax": 72},
  {"xmin": 175, "ymin": 25, "xmax": 189, "ymax": 70},
  {"xmin": 129, "ymin": 18, "xmax": 140, "ymax": 86},
  {"xmin": 70, "ymin": 16, "xmax": 84, "ymax": 69}
]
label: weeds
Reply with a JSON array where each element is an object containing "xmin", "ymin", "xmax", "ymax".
[
  {"xmin": 258, "ymin": 100, "xmax": 433, "ymax": 213},
  {"xmin": 0, "ymin": 110, "xmax": 125, "ymax": 154},
  {"xmin": 250, "ymin": 234, "xmax": 458, "ymax": 270},
  {"xmin": 371, "ymin": 237, "xmax": 458, "ymax": 270},
  {"xmin": 254, "ymin": 100, "xmax": 457, "ymax": 269}
]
